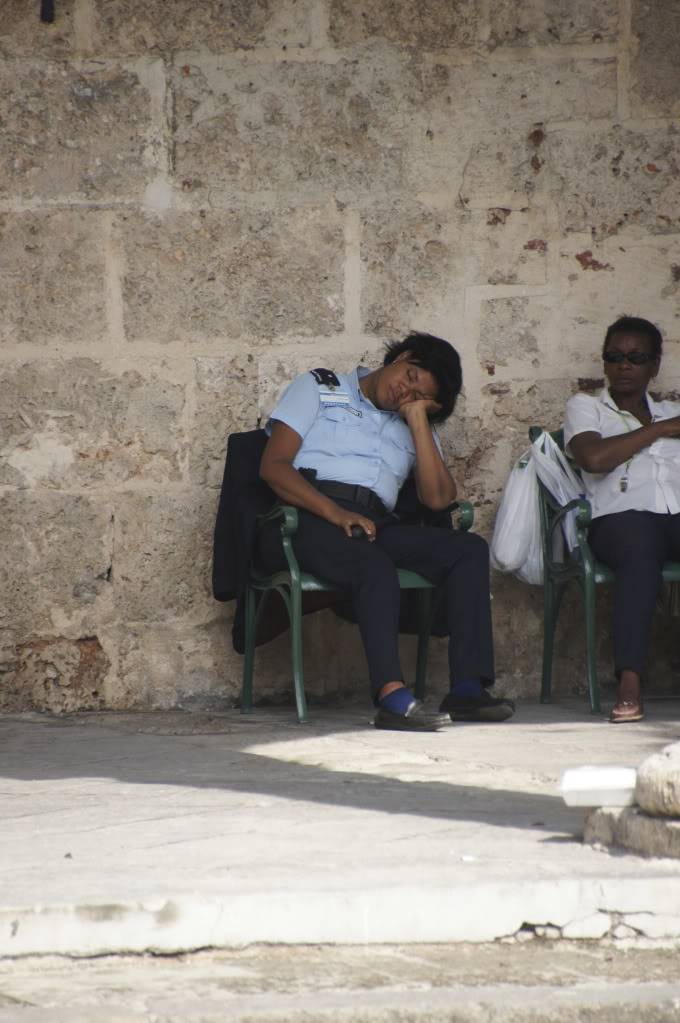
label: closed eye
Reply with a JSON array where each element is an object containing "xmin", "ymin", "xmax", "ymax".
[
  {"xmin": 408, "ymin": 369, "xmax": 425, "ymax": 398},
  {"xmin": 407, "ymin": 367, "xmax": 437, "ymax": 402}
]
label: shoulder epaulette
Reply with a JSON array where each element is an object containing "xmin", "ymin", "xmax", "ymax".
[{"xmin": 310, "ymin": 368, "xmax": 340, "ymax": 389}]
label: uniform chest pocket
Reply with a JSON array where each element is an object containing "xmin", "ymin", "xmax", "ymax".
[
  {"xmin": 319, "ymin": 404, "xmax": 376, "ymax": 455},
  {"xmin": 322, "ymin": 405, "xmax": 361, "ymax": 422},
  {"xmin": 321, "ymin": 405, "xmax": 365, "ymax": 432}
]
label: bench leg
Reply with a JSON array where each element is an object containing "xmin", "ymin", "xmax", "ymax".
[
  {"xmin": 414, "ymin": 589, "xmax": 433, "ymax": 702},
  {"xmin": 289, "ymin": 584, "xmax": 309, "ymax": 724},
  {"xmin": 241, "ymin": 586, "xmax": 257, "ymax": 715},
  {"xmin": 583, "ymin": 576, "xmax": 601, "ymax": 714}
]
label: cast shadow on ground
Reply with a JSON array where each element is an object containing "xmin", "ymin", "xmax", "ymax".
[{"xmin": 6, "ymin": 701, "xmax": 680, "ymax": 837}]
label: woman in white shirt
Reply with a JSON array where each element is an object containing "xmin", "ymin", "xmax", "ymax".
[{"xmin": 564, "ymin": 316, "xmax": 680, "ymax": 723}]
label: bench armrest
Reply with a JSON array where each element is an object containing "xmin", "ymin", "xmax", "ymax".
[
  {"xmin": 453, "ymin": 500, "xmax": 474, "ymax": 532},
  {"xmin": 255, "ymin": 503, "xmax": 302, "ymax": 581},
  {"xmin": 546, "ymin": 497, "xmax": 597, "ymax": 574},
  {"xmin": 257, "ymin": 502, "xmax": 299, "ymax": 536}
]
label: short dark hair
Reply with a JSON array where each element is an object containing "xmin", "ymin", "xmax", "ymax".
[
  {"xmin": 603, "ymin": 316, "xmax": 663, "ymax": 359},
  {"xmin": 383, "ymin": 331, "xmax": 462, "ymax": 423}
]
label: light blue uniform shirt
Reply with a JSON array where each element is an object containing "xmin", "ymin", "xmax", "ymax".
[{"xmin": 266, "ymin": 366, "xmax": 442, "ymax": 512}]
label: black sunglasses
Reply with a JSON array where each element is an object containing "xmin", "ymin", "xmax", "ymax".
[{"xmin": 603, "ymin": 351, "xmax": 656, "ymax": 366}]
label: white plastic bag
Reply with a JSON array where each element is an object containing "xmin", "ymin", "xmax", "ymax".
[
  {"xmin": 513, "ymin": 493, "xmax": 544, "ymax": 584},
  {"xmin": 530, "ymin": 430, "xmax": 583, "ymax": 552},
  {"xmin": 490, "ymin": 452, "xmax": 543, "ymax": 583}
]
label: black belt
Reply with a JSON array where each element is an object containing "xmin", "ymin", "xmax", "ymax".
[{"xmin": 300, "ymin": 470, "xmax": 387, "ymax": 516}]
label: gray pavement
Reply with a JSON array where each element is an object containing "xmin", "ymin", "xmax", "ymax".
[
  {"xmin": 2, "ymin": 943, "xmax": 680, "ymax": 1021},
  {"xmin": 2, "ymin": 699, "xmax": 680, "ymax": 958}
]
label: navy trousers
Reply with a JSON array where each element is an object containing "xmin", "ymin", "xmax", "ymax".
[
  {"xmin": 257, "ymin": 499, "xmax": 495, "ymax": 699},
  {"xmin": 589, "ymin": 510, "xmax": 680, "ymax": 676}
]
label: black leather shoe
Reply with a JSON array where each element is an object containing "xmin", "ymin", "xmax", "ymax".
[
  {"xmin": 440, "ymin": 690, "xmax": 516, "ymax": 723},
  {"xmin": 374, "ymin": 701, "xmax": 450, "ymax": 732}
]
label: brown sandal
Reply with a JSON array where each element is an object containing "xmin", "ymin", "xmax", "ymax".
[{"xmin": 609, "ymin": 699, "xmax": 645, "ymax": 723}]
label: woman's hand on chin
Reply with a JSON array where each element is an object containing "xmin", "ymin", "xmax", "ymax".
[{"xmin": 398, "ymin": 398, "xmax": 441, "ymax": 426}]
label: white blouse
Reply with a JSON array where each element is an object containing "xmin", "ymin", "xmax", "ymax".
[{"xmin": 563, "ymin": 389, "xmax": 680, "ymax": 519}]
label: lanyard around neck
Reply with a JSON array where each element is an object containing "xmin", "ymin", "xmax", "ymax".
[{"xmin": 612, "ymin": 403, "xmax": 655, "ymax": 491}]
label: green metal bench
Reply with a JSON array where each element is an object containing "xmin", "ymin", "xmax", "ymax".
[
  {"xmin": 242, "ymin": 500, "xmax": 474, "ymax": 723},
  {"xmin": 530, "ymin": 426, "xmax": 680, "ymax": 713}
]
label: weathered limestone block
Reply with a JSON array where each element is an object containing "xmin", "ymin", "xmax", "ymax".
[
  {"xmin": 456, "ymin": 129, "xmax": 548, "ymax": 207},
  {"xmin": 113, "ymin": 619, "xmax": 235, "ymax": 710},
  {"xmin": 437, "ymin": 396, "xmax": 484, "ymax": 464},
  {"xmin": 361, "ymin": 204, "xmax": 547, "ymax": 337},
  {"xmin": 401, "ymin": 130, "xmax": 475, "ymax": 206},
  {"xmin": 174, "ymin": 51, "xmax": 614, "ymax": 202},
  {"xmin": 0, "ymin": 60, "xmax": 159, "ymax": 201},
  {"xmin": 114, "ymin": 605, "xmax": 393, "ymax": 710},
  {"xmin": 173, "ymin": 50, "xmax": 410, "ymax": 201},
  {"xmin": 488, "ymin": 0, "xmax": 618, "ymax": 48},
  {"xmin": 478, "ymin": 208, "xmax": 548, "ymax": 286},
  {"xmin": 0, "ymin": 359, "xmax": 186, "ymax": 488},
  {"xmin": 0, "ymin": 212, "xmax": 107, "ymax": 347},
  {"xmin": 483, "ymin": 377, "xmax": 581, "ymax": 434},
  {"xmin": 553, "ymin": 234, "xmax": 680, "ymax": 367},
  {"xmin": 479, "ymin": 234, "xmax": 680, "ymax": 385},
  {"xmin": 489, "ymin": 574, "xmax": 544, "ymax": 697},
  {"xmin": 92, "ymin": 0, "xmax": 315, "ymax": 55},
  {"xmin": 631, "ymin": 0, "xmax": 680, "ymax": 118},
  {"xmin": 190, "ymin": 354, "xmax": 260, "ymax": 487},
  {"xmin": 329, "ymin": 0, "xmax": 480, "ymax": 49},
  {"xmin": 428, "ymin": 397, "xmax": 514, "ymax": 528},
  {"xmin": 117, "ymin": 210, "xmax": 344, "ymax": 344},
  {"xmin": 635, "ymin": 742, "xmax": 680, "ymax": 818},
  {"xmin": 0, "ymin": 636, "xmax": 110, "ymax": 714},
  {"xmin": 478, "ymin": 298, "xmax": 541, "ymax": 369},
  {"xmin": 112, "ymin": 491, "xmax": 214, "ymax": 623},
  {"xmin": 585, "ymin": 806, "xmax": 680, "ymax": 860},
  {"xmin": 112, "ymin": 612, "xmax": 375, "ymax": 710},
  {"xmin": 548, "ymin": 126, "xmax": 680, "ymax": 237},
  {"xmin": 0, "ymin": 0, "xmax": 75, "ymax": 57},
  {"xmin": 0, "ymin": 493, "xmax": 113, "ymax": 637},
  {"xmin": 415, "ymin": 57, "xmax": 616, "ymax": 136}
]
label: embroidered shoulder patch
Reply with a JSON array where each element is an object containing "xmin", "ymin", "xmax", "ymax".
[{"xmin": 310, "ymin": 368, "xmax": 340, "ymax": 389}]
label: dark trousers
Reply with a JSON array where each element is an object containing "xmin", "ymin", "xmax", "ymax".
[
  {"xmin": 589, "ymin": 510, "xmax": 680, "ymax": 676},
  {"xmin": 257, "ymin": 500, "xmax": 495, "ymax": 700}
]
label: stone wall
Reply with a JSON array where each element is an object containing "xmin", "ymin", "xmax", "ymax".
[{"xmin": 1, "ymin": 0, "xmax": 680, "ymax": 712}]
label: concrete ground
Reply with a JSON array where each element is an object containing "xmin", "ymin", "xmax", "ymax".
[
  {"xmin": 2, "ymin": 697, "xmax": 680, "ymax": 1019},
  {"xmin": 2, "ymin": 942, "xmax": 680, "ymax": 1022}
]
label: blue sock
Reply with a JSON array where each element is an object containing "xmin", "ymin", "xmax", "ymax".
[
  {"xmin": 451, "ymin": 679, "xmax": 484, "ymax": 699},
  {"xmin": 379, "ymin": 687, "xmax": 416, "ymax": 715}
]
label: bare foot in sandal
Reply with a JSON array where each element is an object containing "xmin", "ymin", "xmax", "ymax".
[{"xmin": 610, "ymin": 669, "xmax": 644, "ymax": 723}]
